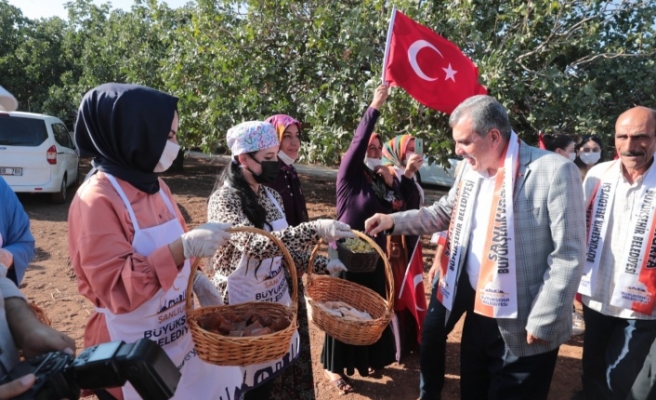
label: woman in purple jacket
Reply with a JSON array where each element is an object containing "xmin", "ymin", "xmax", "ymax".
[{"xmin": 321, "ymin": 85, "xmax": 399, "ymax": 394}]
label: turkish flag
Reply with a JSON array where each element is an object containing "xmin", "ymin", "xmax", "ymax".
[
  {"xmin": 383, "ymin": 9, "xmax": 487, "ymax": 114},
  {"xmin": 538, "ymin": 131, "xmax": 546, "ymax": 149},
  {"xmin": 398, "ymin": 241, "xmax": 427, "ymax": 343}
]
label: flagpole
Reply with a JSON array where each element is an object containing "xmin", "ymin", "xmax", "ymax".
[
  {"xmin": 398, "ymin": 239, "xmax": 421, "ymax": 299},
  {"xmin": 381, "ymin": 6, "xmax": 397, "ymax": 85}
]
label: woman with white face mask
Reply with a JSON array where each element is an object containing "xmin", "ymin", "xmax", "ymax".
[
  {"xmin": 543, "ymin": 133, "xmax": 577, "ymax": 161},
  {"xmin": 575, "ymin": 134, "xmax": 605, "ymax": 180},
  {"xmin": 380, "ymin": 134, "xmax": 424, "ymax": 361},
  {"xmin": 69, "ymin": 83, "xmax": 235, "ymax": 400}
]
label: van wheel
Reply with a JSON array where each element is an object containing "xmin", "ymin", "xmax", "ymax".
[{"xmin": 51, "ymin": 176, "xmax": 67, "ymax": 204}]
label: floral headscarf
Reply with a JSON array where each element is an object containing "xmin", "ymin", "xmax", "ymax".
[
  {"xmin": 265, "ymin": 114, "xmax": 302, "ymax": 142},
  {"xmin": 381, "ymin": 134, "xmax": 414, "ymax": 168},
  {"xmin": 227, "ymin": 121, "xmax": 279, "ymax": 156}
]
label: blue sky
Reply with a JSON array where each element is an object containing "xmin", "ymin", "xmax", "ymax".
[{"xmin": 5, "ymin": 0, "xmax": 192, "ymax": 20}]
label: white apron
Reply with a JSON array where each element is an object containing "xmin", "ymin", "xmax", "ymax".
[
  {"xmin": 214, "ymin": 187, "xmax": 300, "ymax": 391},
  {"xmin": 96, "ymin": 175, "xmax": 242, "ymax": 400}
]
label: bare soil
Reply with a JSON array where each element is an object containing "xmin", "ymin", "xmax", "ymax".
[{"xmin": 18, "ymin": 155, "xmax": 583, "ymax": 399}]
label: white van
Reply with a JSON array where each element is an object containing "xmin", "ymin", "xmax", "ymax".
[{"xmin": 0, "ymin": 111, "xmax": 79, "ymax": 203}]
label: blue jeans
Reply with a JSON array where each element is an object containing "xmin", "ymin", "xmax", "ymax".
[{"xmin": 419, "ymin": 277, "xmax": 472, "ymax": 400}]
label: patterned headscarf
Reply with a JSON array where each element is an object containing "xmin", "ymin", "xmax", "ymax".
[
  {"xmin": 265, "ymin": 114, "xmax": 302, "ymax": 142},
  {"xmin": 369, "ymin": 132, "xmax": 382, "ymax": 149},
  {"xmin": 227, "ymin": 121, "xmax": 279, "ymax": 156},
  {"xmin": 381, "ymin": 134, "xmax": 414, "ymax": 168}
]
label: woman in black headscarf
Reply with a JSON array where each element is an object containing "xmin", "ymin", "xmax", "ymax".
[{"xmin": 68, "ymin": 83, "xmax": 235, "ymax": 400}]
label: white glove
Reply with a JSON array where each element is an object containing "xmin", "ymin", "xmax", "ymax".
[
  {"xmin": 326, "ymin": 259, "xmax": 347, "ymax": 277},
  {"xmin": 314, "ymin": 220, "xmax": 355, "ymax": 242},
  {"xmin": 193, "ymin": 271, "xmax": 224, "ymax": 307},
  {"xmin": 180, "ymin": 223, "xmax": 232, "ymax": 258},
  {"xmin": 326, "ymin": 243, "xmax": 346, "ymax": 277}
]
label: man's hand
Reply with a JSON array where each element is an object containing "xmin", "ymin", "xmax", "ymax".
[
  {"xmin": 527, "ymin": 331, "xmax": 548, "ymax": 345},
  {"xmin": 428, "ymin": 264, "xmax": 440, "ymax": 286},
  {"xmin": 5, "ymin": 298, "xmax": 76, "ymax": 359},
  {"xmin": 0, "ymin": 374, "xmax": 35, "ymax": 399},
  {"xmin": 370, "ymin": 84, "xmax": 389, "ymax": 110},
  {"xmin": 404, "ymin": 154, "xmax": 424, "ymax": 178},
  {"xmin": 364, "ymin": 214, "xmax": 394, "ymax": 236},
  {"xmin": 0, "ymin": 249, "xmax": 13, "ymax": 269}
]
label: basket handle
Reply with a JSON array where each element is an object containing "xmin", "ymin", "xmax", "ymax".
[
  {"xmin": 307, "ymin": 230, "xmax": 394, "ymax": 313},
  {"xmin": 185, "ymin": 226, "xmax": 298, "ymax": 314}
]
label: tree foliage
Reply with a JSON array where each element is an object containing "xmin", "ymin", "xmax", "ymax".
[{"xmin": 1, "ymin": 0, "xmax": 654, "ymax": 165}]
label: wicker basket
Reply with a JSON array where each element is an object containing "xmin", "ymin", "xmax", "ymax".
[
  {"xmin": 336, "ymin": 238, "xmax": 379, "ymax": 273},
  {"xmin": 185, "ymin": 226, "xmax": 298, "ymax": 366},
  {"xmin": 305, "ymin": 231, "xmax": 393, "ymax": 346}
]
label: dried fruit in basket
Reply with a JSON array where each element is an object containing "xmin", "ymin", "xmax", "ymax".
[
  {"xmin": 341, "ymin": 238, "xmax": 376, "ymax": 253},
  {"xmin": 315, "ymin": 300, "xmax": 372, "ymax": 320},
  {"xmin": 198, "ymin": 310, "xmax": 290, "ymax": 337}
]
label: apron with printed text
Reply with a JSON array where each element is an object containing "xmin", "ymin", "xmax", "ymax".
[
  {"xmin": 218, "ymin": 187, "xmax": 300, "ymax": 392},
  {"xmin": 95, "ymin": 175, "xmax": 243, "ymax": 400}
]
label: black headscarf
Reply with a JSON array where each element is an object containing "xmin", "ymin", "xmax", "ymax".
[{"xmin": 75, "ymin": 83, "xmax": 179, "ymax": 193}]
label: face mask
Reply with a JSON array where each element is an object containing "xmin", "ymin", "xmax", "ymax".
[
  {"xmin": 568, "ymin": 152, "xmax": 577, "ymax": 162},
  {"xmin": 365, "ymin": 158, "xmax": 382, "ymax": 170},
  {"xmin": 247, "ymin": 156, "xmax": 280, "ymax": 183},
  {"xmin": 403, "ymin": 151, "xmax": 415, "ymax": 165},
  {"xmin": 580, "ymin": 152, "xmax": 601, "ymax": 165},
  {"xmin": 278, "ymin": 150, "xmax": 296, "ymax": 166},
  {"xmin": 154, "ymin": 140, "xmax": 181, "ymax": 173}
]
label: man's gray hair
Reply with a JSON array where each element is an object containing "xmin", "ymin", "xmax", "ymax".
[{"xmin": 449, "ymin": 95, "xmax": 512, "ymax": 140}]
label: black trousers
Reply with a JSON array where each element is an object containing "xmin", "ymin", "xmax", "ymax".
[
  {"xmin": 460, "ymin": 311, "xmax": 558, "ymax": 400},
  {"xmin": 582, "ymin": 305, "xmax": 656, "ymax": 400}
]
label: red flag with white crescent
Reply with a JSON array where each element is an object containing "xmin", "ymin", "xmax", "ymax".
[
  {"xmin": 398, "ymin": 241, "xmax": 428, "ymax": 343},
  {"xmin": 382, "ymin": 9, "xmax": 487, "ymax": 114}
]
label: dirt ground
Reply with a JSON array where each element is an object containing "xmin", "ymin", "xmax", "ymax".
[{"xmin": 17, "ymin": 155, "xmax": 583, "ymax": 399}]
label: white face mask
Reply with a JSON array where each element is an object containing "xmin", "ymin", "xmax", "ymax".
[
  {"xmin": 568, "ymin": 152, "xmax": 577, "ymax": 162},
  {"xmin": 365, "ymin": 158, "xmax": 382, "ymax": 170},
  {"xmin": 154, "ymin": 140, "xmax": 181, "ymax": 173},
  {"xmin": 278, "ymin": 150, "xmax": 296, "ymax": 166},
  {"xmin": 580, "ymin": 152, "xmax": 601, "ymax": 165}
]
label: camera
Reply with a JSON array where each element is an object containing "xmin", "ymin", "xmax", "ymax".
[{"xmin": 1, "ymin": 338, "xmax": 181, "ymax": 400}]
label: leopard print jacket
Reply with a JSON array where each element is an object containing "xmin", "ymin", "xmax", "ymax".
[{"xmin": 207, "ymin": 184, "xmax": 328, "ymax": 304}]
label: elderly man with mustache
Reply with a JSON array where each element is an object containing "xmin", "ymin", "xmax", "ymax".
[{"xmin": 578, "ymin": 106, "xmax": 656, "ymax": 399}]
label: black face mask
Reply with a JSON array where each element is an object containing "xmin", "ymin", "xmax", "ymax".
[{"xmin": 248, "ymin": 156, "xmax": 280, "ymax": 183}]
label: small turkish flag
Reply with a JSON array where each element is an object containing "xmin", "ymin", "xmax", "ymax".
[
  {"xmin": 398, "ymin": 241, "xmax": 428, "ymax": 343},
  {"xmin": 383, "ymin": 9, "xmax": 487, "ymax": 114},
  {"xmin": 538, "ymin": 131, "xmax": 546, "ymax": 149}
]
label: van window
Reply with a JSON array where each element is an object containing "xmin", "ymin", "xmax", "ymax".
[
  {"xmin": 52, "ymin": 123, "xmax": 74, "ymax": 149},
  {"xmin": 0, "ymin": 116, "xmax": 48, "ymax": 146}
]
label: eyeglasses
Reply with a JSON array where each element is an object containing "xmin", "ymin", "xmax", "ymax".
[{"xmin": 368, "ymin": 145, "xmax": 383, "ymax": 151}]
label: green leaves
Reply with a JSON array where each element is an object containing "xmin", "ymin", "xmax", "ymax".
[{"xmin": 1, "ymin": 0, "xmax": 654, "ymax": 164}]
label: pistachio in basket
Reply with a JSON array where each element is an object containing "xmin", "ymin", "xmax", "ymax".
[
  {"xmin": 198, "ymin": 309, "xmax": 291, "ymax": 337},
  {"xmin": 341, "ymin": 237, "xmax": 375, "ymax": 253}
]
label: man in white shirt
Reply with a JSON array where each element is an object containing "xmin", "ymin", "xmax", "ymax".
[
  {"xmin": 579, "ymin": 106, "xmax": 656, "ymax": 399},
  {"xmin": 365, "ymin": 95, "xmax": 586, "ymax": 400}
]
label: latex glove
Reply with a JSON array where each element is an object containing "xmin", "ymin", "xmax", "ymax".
[
  {"xmin": 193, "ymin": 271, "xmax": 224, "ymax": 307},
  {"xmin": 314, "ymin": 220, "xmax": 355, "ymax": 242},
  {"xmin": 326, "ymin": 259, "xmax": 347, "ymax": 277},
  {"xmin": 180, "ymin": 223, "xmax": 232, "ymax": 258},
  {"xmin": 326, "ymin": 243, "xmax": 347, "ymax": 277}
]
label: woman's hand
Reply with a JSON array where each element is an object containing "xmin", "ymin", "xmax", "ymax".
[
  {"xmin": 404, "ymin": 154, "xmax": 424, "ymax": 178},
  {"xmin": 370, "ymin": 84, "xmax": 389, "ymax": 110}
]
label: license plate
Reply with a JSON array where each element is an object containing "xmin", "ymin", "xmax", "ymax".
[{"xmin": 0, "ymin": 167, "xmax": 22, "ymax": 176}]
